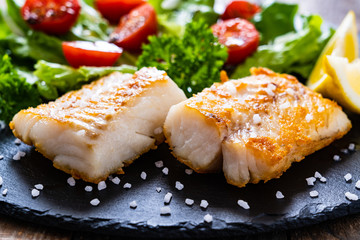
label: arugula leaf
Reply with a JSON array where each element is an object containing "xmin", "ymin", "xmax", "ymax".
[
  {"xmin": 0, "ymin": 54, "xmax": 41, "ymax": 123},
  {"xmin": 232, "ymin": 15, "xmax": 334, "ymax": 80},
  {"xmin": 34, "ymin": 60, "xmax": 137, "ymax": 100},
  {"xmin": 149, "ymin": 0, "xmax": 218, "ymax": 37},
  {"xmin": 253, "ymin": 2, "xmax": 298, "ymax": 44},
  {"xmin": 137, "ymin": 20, "xmax": 228, "ymax": 97}
]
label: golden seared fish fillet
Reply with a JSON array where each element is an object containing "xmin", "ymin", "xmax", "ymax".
[
  {"xmin": 10, "ymin": 67, "xmax": 186, "ymax": 183},
  {"xmin": 164, "ymin": 68, "xmax": 351, "ymax": 187}
]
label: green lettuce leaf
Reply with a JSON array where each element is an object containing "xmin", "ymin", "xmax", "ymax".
[
  {"xmin": 0, "ymin": 11, "xmax": 11, "ymax": 39},
  {"xmin": 34, "ymin": 60, "xmax": 137, "ymax": 99},
  {"xmin": 232, "ymin": 15, "xmax": 334, "ymax": 80},
  {"xmin": 65, "ymin": 0, "xmax": 110, "ymax": 41},
  {"xmin": 253, "ymin": 2, "xmax": 298, "ymax": 44},
  {"xmin": 137, "ymin": 20, "xmax": 228, "ymax": 97},
  {"xmin": 0, "ymin": 54, "xmax": 41, "ymax": 123},
  {"xmin": 149, "ymin": 0, "xmax": 219, "ymax": 37},
  {"xmin": 2, "ymin": 0, "xmax": 110, "ymax": 65}
]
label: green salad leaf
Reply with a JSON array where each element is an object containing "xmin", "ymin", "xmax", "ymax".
[
  {"xmin": 253, "ymin": 2, "xmax": 298, "ymax": 44},
  {"xmin": 34, "ymin": 60, "xmax": 137, "ymax": 100},
  {"xmin": 65, "ymin": 0, "xmax": 110, "ymax": 41},
  {"xmin": 137, "ymin": 20, "xmax": 228, "ymax": 97},
  {"xmin": 0, "ymin": 11, "xmax": 11, "ymax": 39},
  {"xmin": 0, "ymin": 54, "xmax": 41, "ymax": 123},
  {"xmin": 2, "ymin": 0, "xmax": 110, "ymax": 65},
  {"xmin": 149, "ymin": 0, "xmax": 219, "ymax": 37},
  {"xmin": 232, "ymin": 15, "xmax": 334, "ymax": 79}
]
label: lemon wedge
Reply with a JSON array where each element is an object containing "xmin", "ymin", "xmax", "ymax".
[
  {"xmin": 307, "ymin": 11, "xmax": 358, "ymax": 90},
  {"xmin": 324, "ymin": 55, "xmax": 360, "ymax": 113}
]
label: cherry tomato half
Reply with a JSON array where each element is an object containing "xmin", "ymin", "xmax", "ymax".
[
  {"xmin": 109, "ymin": 3, "xmax": 157, "ymax": 52},
  {"xmin": 62, "ymin": 41, "xmax": 123, "ymax": 68},
  {"xmin": 212, "ymin": 18, "xmax": 259, "ymax": 65},
  {"xmin": 95, "ymin": 0, "xmax": 146, "ymax": 24},
  {"xmin": 221, "ymin": 0, "xmax": 261, "ymax": 20},
  {"xmin": 21, "ymin": 0, "xmax": 81, "ymax": 35}
]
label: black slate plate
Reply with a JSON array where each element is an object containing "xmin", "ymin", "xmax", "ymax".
[{"xmin": 0, "ymin": 113, "xmax": 360, "ymax": 238}]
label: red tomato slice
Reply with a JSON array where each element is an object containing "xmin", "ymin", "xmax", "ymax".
[
  {"xmin": 95, "ymin": 0, "xmax": 146, "ymax": 24},
  {"xmin": 21, "ymin": 0, "xmax": 81, "ymax": 35},
  {"xmin": 110, "ymin": 3, "xmax": 157, "ymax": 52},
  {"xmin": 62, "ymin": 41, "xmax": 123, "ymax": 68},
  {"xmin": 212, "ymin": 18, "xmax": 259, "ymax": 65},
  {"xmin": 221, "ymin": 0, "xmax": 261, "ymax": 20}
]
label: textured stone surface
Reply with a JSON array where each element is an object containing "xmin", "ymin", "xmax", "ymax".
[{"xmin": 0, "ymin": 114, "xmax": 359, "ymax": 238}]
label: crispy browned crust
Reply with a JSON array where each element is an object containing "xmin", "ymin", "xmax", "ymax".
[
  {"xmin": 170, "ymin": 67, "xmax": 351, "ymax": 187},
  {"xmin": 11, "ymin": 68, "xmax": 170, "ymax": 139},
  {"xmin": 10, "ymin": 68, "xmax": 170, "ymax": 183}
]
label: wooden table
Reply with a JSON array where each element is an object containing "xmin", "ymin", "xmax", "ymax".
[{"xmin": 1, "ymin": 0, "xmax": 360, "ymax": 239}]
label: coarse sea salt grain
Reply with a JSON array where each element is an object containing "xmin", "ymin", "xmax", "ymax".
[
  {"xmin": 279, "ymin": 101, "xmax": 290, "ymax": 109},
  {"xmin": 2, "ymin": 189, "xmax": 7, "ymax": 196},
  {"xmin": 0, "ymin": 155, "xmax": 3, "ymax": 160},
  {"xmin": 31, "ymin": 189, "xmax": 40, "ymax": 198},
  {"xmin": 34, "ymin": 184, "xmax": 43, "ymax": 190},
  {"xmin": 67, "ymin": 177, "xmax": 76, "ymax": 186},
  {"xmin": 200, "ymin": 200, "xmax": 209, "ymax": 209},
  {"xmin": 345, "ymin": 192, "xmax": 359, "ymax": 201},
  {"xmin": 341, "ymin": 149, "xmax": 349, "ymax": 154},
  {"xmin": 349, "ymin": 143, "xmax": 356, "ymax": 151},
  {"xmin": 305, "ymin": 113, "xmax": 313, "ymax": 122},
  {"xmin": 0, "ymin": 176, "xmax": 3, "ymax": 186},
  {"xmin": 164, "ymin": 192, "xmax": 172, "ymax": 204},
  {"xmin": 90, "ymin": 198, "xmax": 100, "ymax": 206},
  {"xmin": 310, "ymin": 190, "xmax": 319, "ymax": 198},
  {"xmin": 204, "ymin": 214, "xmax": 213, "ymax": 223},
  {"xmin": 253, "ymin": 114, "xmax": 261, "ymax": 125},
  {"xmin": 123, "ymin": 183, "xmax": 132, "ymax": 189},
  {"xmin": 85, "ymin": 186, "xmax": 93, "ymax": 192},
  {"xmin": 276, "ymin": 191, "xmax": 284, "ymax": 199},
  {"xmin": 175, "ymin": 181, "xmax": 184, "ymax": 190},
  {"xmin": 318, "ymin": 106, "xmax": 325, "ymax": 112},
  {"xmin": 112, "ymin": 177, "xmax": 121, "ymax": 185},
  {"xmin": 160, "ymin": 206, "xmax": 171, "ymax": 215},
  {"xmin": 237, "ymin": 200, "xmax": 250, "ymax": 210},
  {"xmin": 140, "ymin": 171, "xmax": 147, "ymax": 180},
  {"xmin": 320, "ymin": 177, "xmax": 327, "ymax": 183},
  {"xmin": 162, "ymin": 167, "xmax": 169, "ymax": 175},
  {"xmin": 156, "ymin": 187, "xmax": 162, "ymax": 193},
  {"xmin": 356, "ymin": 180, "xmax": 360, "ymax": 189},
  {"xmin": 98, "ymin": 181, "xmax": 107, "ymax": 190},
  {"xmin": 129, "ymin": 200, "xmax": 137, "ymax": 209},
  {"xmin": 185, "ymin": 198, "xmax": 194, "ymax": 206},
  {"xmin": 185, "ymin": 169, "xmax": 193, "ymax": 175},
  {"xmin": 306, "ymin": 177, "xmax": 316, "ymax": 186},
  {"xmin": 333, "ymin": 155, "xmax": 341, "ymax": 161},
  {"xmin": 314, "ymin": 171, "xmax": 322, "ymax": 179},
  {"xmin": 155, "ymin": 161, "xmax": 164, "ymax": 168},
  {"xmin": 265, "ymin": 87, "xmax": 275, "ymax": 97},
  {"xmin": 12, "ymin": 152, "xmax": 21, "ymax": 161},
  {"xmin": 14, "ymin": 138, "xmax": 21, "ymax": 145},
  {"xmin": 344, "ymin": 173, "xmax": 352, "ymax": 182}
]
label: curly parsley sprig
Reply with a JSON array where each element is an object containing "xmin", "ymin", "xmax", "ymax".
[
  {"xmin": 0, "ymin": 54, "xmax": 41, "ymax": 123},
  {"xmin": 137, "ymin": 20, "xmax": 228, "ymax": 97}
]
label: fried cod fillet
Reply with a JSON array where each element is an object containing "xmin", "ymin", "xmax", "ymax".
[
  {"xmin": 10, "ymin": 67, "xmax": 186, "ymax": 183},
  {"xmin": 164, "ymin": 68, "xmax": 351, "ymax": 187}
]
